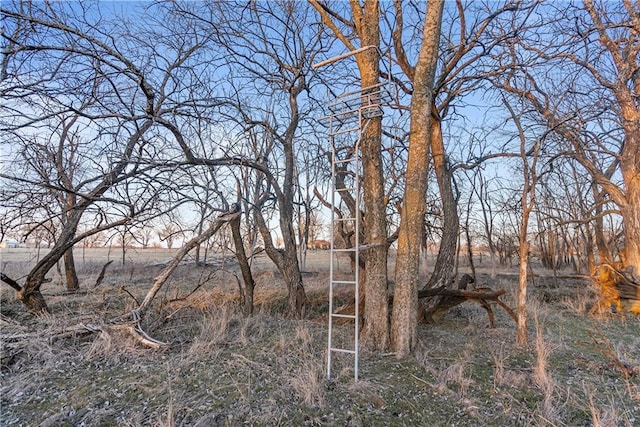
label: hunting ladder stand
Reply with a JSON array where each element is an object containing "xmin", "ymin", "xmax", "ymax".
[{"xmin": 314, "ymin": 46, "xmax": 394, "ymax": 380}]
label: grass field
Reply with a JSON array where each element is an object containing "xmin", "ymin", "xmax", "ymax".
[{"xmin": 1, "ymin": 248, "xmax": 639, "ymax": 426}]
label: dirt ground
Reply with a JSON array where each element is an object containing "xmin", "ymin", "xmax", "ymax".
[{"xmin": 1, "ymin": 248, "xmax": 639, "ymax": 426}]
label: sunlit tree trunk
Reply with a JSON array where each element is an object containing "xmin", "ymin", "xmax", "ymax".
[
  {"xmin": 391, "ymin": 0, "xmax": 444, "ymax": 356},
  {"xmin": 356, "ymin": 2, "xmax": 390, "ymax": 351},
  {"xmin": 310, "ymin": 0, "xmax": 390, "ymax": 349}
]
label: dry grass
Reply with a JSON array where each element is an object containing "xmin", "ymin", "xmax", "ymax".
[
  {"xmin": 437, "ymin": 358, "xmax": 472, "ymax": 398},
  {"xmin": 1, "ymin": 250, "xmax": 639, "ymax": 426},
  {"xmin": 288, "ymin": 358, "xmax": 326, "ymax": 408},
  {"xmin": 532, "ymin": 310, "xmax": 557, "ymax": 421}
]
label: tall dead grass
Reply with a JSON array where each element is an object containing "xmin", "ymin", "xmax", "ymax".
[
  {"xmin": 532, "ymin": 310, "xmax": 557, "ymax": 421},
  {"xmin": 561, "ymin": 285, "xmax": 597, "ymax": 315},
  {"xmin": 585, "ymin": 385, "xmax": 631, "ymax": 427},
  {"xmin": 183, "ymin": 302, "xmax": 240, "ymax": 363},
  {"xmin": 289, "ymin": 358, "xmax": 326, "ymax": 408}
]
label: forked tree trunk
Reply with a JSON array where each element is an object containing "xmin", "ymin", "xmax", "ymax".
[
  {"xmin": 230, "ymin": 214, "xmax": 256, "ymax": 316},
  {"xmin": 253, "ymin": 198, "xmax": 308, "ymax": 318}
]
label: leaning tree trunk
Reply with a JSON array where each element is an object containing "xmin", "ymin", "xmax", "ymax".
[
  {"xmin": 230, "ymin": 214, "xmax": 256, "ymax": 316},
  {"xmin": 424, "ymin": 107, "xmax": 459, "ymax": 291},
  {"xmin": 137, "ymin": 210, "xmax": 238, "ymax": 316},
  {"xmin": 420, "ymin": 109, "xmax": 459, "ymax": 322},
  {"xmin": 16, "ymin": 217, "xmax": 83, "ymax": 313}
]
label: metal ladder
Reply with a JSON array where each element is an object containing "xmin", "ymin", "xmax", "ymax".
[{"xmin": 325, "ymin": 83, "xmax": 388, "ymax": 381}]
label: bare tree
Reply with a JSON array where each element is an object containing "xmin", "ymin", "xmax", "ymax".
[
  {"xmin": 158, "ymin": 223, "xmax": 180, "ymax": 250},
  {"xmin": 0, "ymin": 2, "xmax": 217, "ymax": 312},
  {"xmin": 493, "ymin": 0, "xmax": 640, "ymax": 306},
  {"xmin": 166, "ymin": 0, "xmax": 334, "ymax": 317},
  {"xmin": 503, "ymin": 97, "xmax": 542, "ymax": 346}
]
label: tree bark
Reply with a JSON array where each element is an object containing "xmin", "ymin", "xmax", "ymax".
[
  {"xmin": 357, "ymin": 1, "xmax": 390, "ymax": 351},
  {"xmin": 63, "ymin": 248, "xmax": 79, "ymax": 292},
  {"xmin": 230, "ymin": 214, "xmax": 256, "ymax": 316},
  {"xmin": 391, "ymin": 0, "xmax": 444, "ymax": 356},
  {"xmin": 310, "ymin": 0, "xmax": 390, "ymax": 350},
  {"xmin": 424, "ymin": 106, "xmax": 459, "ymax": 290}
]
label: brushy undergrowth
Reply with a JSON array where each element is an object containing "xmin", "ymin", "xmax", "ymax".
[{"xmin": 1, "ymin": 251, "xmax": 639, "ymax": 426}]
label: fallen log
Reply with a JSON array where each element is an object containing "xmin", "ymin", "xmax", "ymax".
[
  {"xmin": 418, "ymin": 286, "xmax": 517, "ymax": 327},
  {"xmin": 334, "ymin": 275, "xmax": 516, "ymax": 328},
  {"xmin": 592, "ymin": 263, "xmax": 640, "ymax": 315}
]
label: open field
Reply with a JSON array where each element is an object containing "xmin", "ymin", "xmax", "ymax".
[{"xmin": 1, "ymin": 248, "xmax": 639, "ymax": 426}]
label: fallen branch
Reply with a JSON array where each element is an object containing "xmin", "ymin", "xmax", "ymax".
[
  {"xmin": 418, "ymin": 278, "xmax": 516, "ymax": 327},
  {"xmin": 119, "ymin": 285, "xmax": 140, "ymax": 305},
  {"xmin": 334, "ymin": 276, "xmax": 516, "ymax": 328},
  {"xmin": 577, "ymin": 326, "xmax": 637, "ymax": 380},
  {"xmin": 94, "ymin": 260, "xmax": 114, "ymax": 288},
  {"xmin": 136, "ymin": 209, "xmax": 241, "ymax": 317},
  {"xmin": 418, "ymin": 287, "xmax": 507, "ymax": 300},
  {"xmin": 84, "ymin": 310, "xmax": 170, "ymax": 350}
]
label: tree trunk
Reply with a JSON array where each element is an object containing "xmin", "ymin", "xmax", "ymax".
[
  {"xmin": 418, "ymin": 109, "xmax": 458, "ymax": 321},
  {"xmin": 0, "ymin": 273, "xmax": 49, "ymax": 314},
  {"xmin": 18, "ymin": 216, "xmax": 84, "ymax": 313},
  {"xmin": 230, "ymin": 214, "xmax": 255, "ymax": 316},
  {"xmin": 621, "ymin": 167, "xmax": 640, "ymax": 276},
  {"xmin": 254, "ymin": 199, "xmax": 308, "ymax": 318},
  {"xmin": 391, "ymin": 0, "xmax": 444, "ymax": 356},
  {"xmin": 63, "ymin": 247, "xmax": 79, "ymax": 292},
  {"xmin": 593, "ymin": 187, "xmax": 613, "ymax": 265},
  {"xmin": 424, "ymin": 107, "xmax": 459, "ymax": 290},
  {"xmin": 516, "ymin": 241, "xmax": 529, "ymax": 345},
  {"xmin": 310, "ymin": 0, "xmax": 389, "ymax": 349},
  {"xmin": 351, "ymin": 0, "xmax": 389, "ymax": 351},
  {"xmin": 19, "ymin": 288, "xmax": 49, "ymax": 313}
]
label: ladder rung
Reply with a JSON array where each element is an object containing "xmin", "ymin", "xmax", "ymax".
[
  {"xmin": 335, "ymin": 157, "xmax": 357, "ymax": 164},
  {"xmin": 330, "ymin": 348, "xmax": 356, "ymax": 354},
  {"xmin": 334, "ymin": 217, "xmax": 356, "ymax": 222},
  {"xmin": 330, "ymin": 126, "xmax": 359, "ymax": 136},
  {"xmin": 355, "ymin": 243, "xmax": 381, "ymax": 250},
  {"xmin": 336, "ymin": 187, "xmax": 354, "ymax": 192},
  {"xmin": 332, "ymin": 248, "xmax": 355, "ymax": 252},
  {"xmin": 331, "ymin": 280, "xmax": 356, "ymax": 285},
  {"xmin": 330, "ymin": 313, "xmax": 357, "ymax": 319}
]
